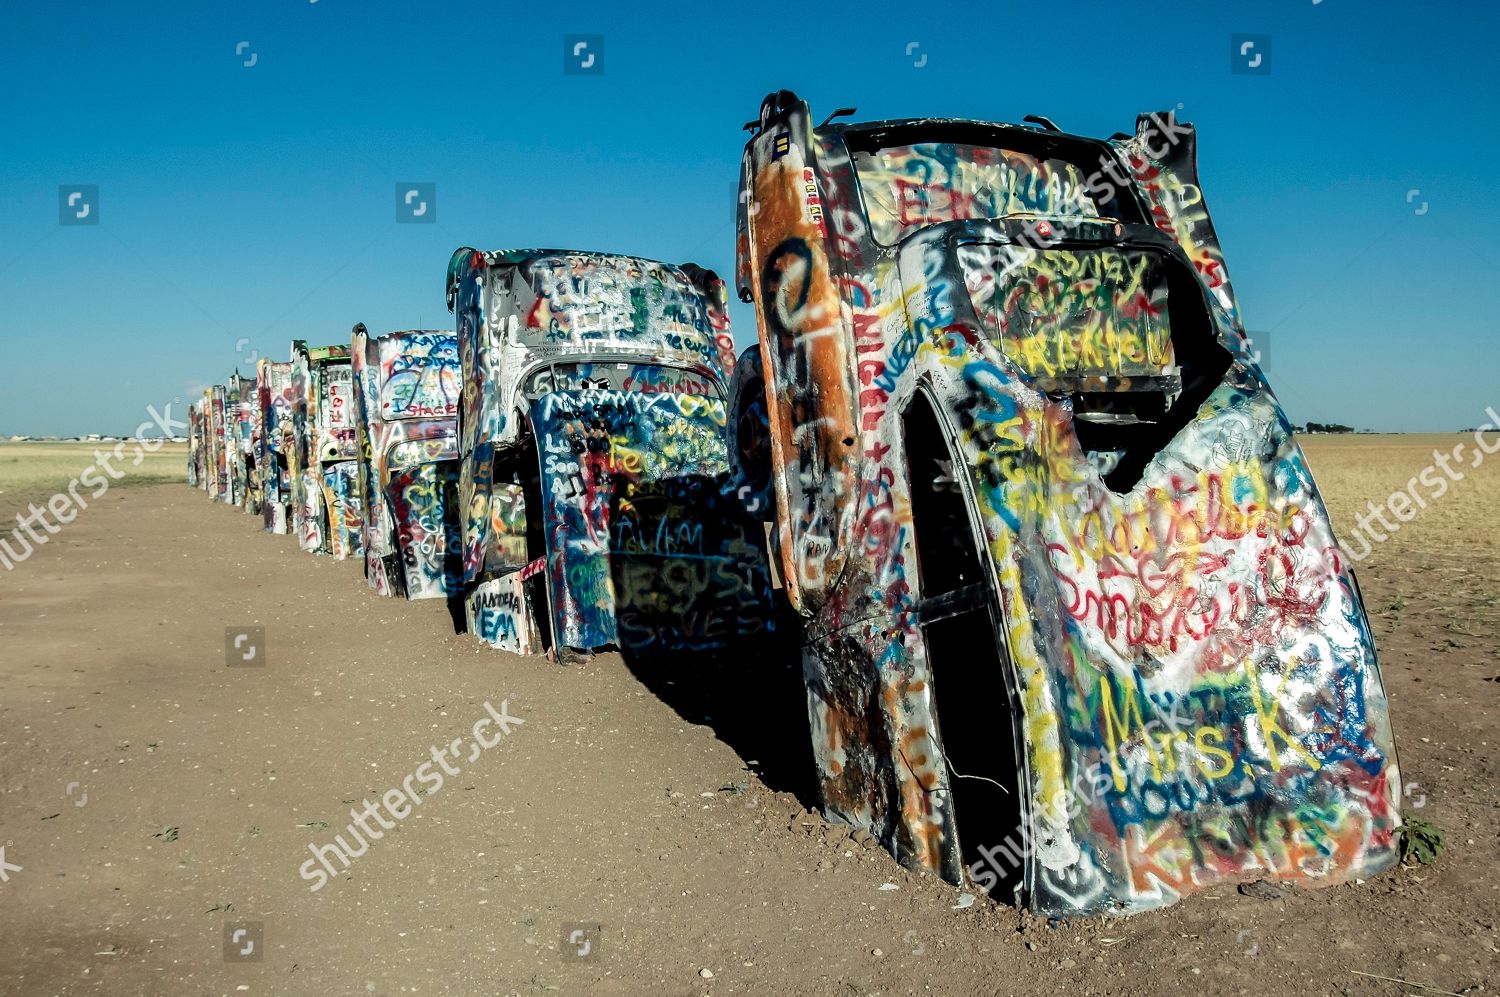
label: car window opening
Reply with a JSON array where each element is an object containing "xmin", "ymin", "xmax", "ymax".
[
  {"xmin": 960, "ymin": 244, "xmax": 1232, "ymax": 492},
  {"xmin": 903, "ymin": 392, "xmax": 1026, "ymax": 903}
]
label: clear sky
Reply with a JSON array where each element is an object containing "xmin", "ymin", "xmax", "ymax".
[{"xmin": 2, "ymin": 0, "xmax": 1496, "ymax": 436}]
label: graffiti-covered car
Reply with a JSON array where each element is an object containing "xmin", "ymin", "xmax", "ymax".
[
  {"xmin": 229, "ymin": 371, "xmax": 261, "ymax": 515},
  {"xmin": 445, "ymin": 247, "xmax": 773, "ymax": 660},
  {"xmin": 289, "ymin": 341, "xmax": 363, "ymax": 558},
  {"xmin": 731, "ymin": 90, "xmax": 1400, "ymax": 916},
  {"xmin": 257, "ymin": 358, "xmax": 296, "ymax": 534},
  {"xmin": 205, "ymin": 384, "xmax": 233, "ymax": 504},
  {"xmin": 187, "ymin": 399, "xmax": 206, "ymax": 489},
  {"xmin": 351, "ymin": 325, "xmax": 463, "ymax": 599}
]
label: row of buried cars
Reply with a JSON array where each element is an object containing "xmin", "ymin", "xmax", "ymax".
[
  {"xmin": 184, "ymin": 92, "xmax": 1404, "ymax": 919},
  {"xmin": 188, "ymin": 256, "xmax": 766, "ymax": 659}
]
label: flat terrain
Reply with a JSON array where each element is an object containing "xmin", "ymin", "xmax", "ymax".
[
  {"xmin": 0, "ymin": 442, "xmax": 189, "ymax": 536},
  {"xmin": 0, "ymin": 436, "xmax": 1495, "ymax": 996}
]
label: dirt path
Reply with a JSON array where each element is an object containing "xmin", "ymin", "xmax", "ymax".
[{"xmin": 0, "ymin": 482, "xmax": 1494, "ymax": 996}]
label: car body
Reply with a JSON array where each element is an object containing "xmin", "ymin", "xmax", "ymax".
[
  {"xmin": 187, "ymin": 399, "xmax": 206, "ymax": 489},
  {"xmin": 257, "ymin": 359, "xmax": 296, "ymax": 534},
  {"xmin": 730, "ymin": 90, "xmax": 1400, "ymax": 916},
  {"xmin": 205, "ymin": 384, "xmax": 234, "ymax": 504},
  {"xmin": 229, "ymin": 372, "xmax": 261, "ymax": 515},
  {"xmin": 289, "ymin": 341, "xmax": 363, "ymax": 558},
  {"xmin": 351, "ymin": 325, "xmax": 464, "ymax": 599},
  {"xmin": 445, "ymin": 246, "xmax": 771, "ymax": 659}
]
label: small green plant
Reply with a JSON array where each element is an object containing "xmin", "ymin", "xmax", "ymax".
[
  {"xmin": 1398, "ymin": 814, "xmax": 1443, "ymax": 865},
  {"xmin": 153, "ymin": 826, "xmax": 179, "ymax": 842}
]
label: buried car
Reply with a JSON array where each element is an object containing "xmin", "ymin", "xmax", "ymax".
[
  {"xmin": 445, "ymin": 247, "xmax": 773, "ymax": 660},
  {"xmin": 289, "ymin": 341, "xmax": 364, "ymax": 558},
  {"xmin": 257, "ymin": 358, "xmax": 297, "ymax": 534},
  {"xmin": 187, "ymin": 398, "xmax": 205, "ymax": 489},
  {"xmin": 204, "ymin": 384, "xmax": 234, "ymax": 504},
  {"xmin": 351, "ymin": 325, "xmax": 464, "ymax": 599},
  {"xmin": 730, "ymin": 90, "xmax": 1401, "ymax": 916},
  {"xmin": 229, "ymin": 371, "xmax": 261, "ymax": 516}
]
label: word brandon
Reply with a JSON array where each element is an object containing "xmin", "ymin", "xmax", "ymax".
[
  {"xmin": 1341, "ymin": 408, "xmax": 1500, "ymax": 562},
  {"xmin": 0, "ymin": 404, "xmax": 187, "ymax": 572},
  {"xmin": 298, "ymin": 700, "xmax": 523, "ymax": 892}
]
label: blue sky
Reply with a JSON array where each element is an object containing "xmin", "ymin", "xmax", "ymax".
[{"xmin": 1, "ymin": 0, "xmax": 1496, "ymax": 435}]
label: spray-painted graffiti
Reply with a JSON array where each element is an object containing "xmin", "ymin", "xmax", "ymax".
[
  {"xmin": 467, "ymin": 571, "xmax": 541, "ymax": 655},
  {"xmin": 187, "ymin": 400, "xmax": 205, "ymax": 488},
  {"xmin": 352, "ymin": 325, "xmax": 463, "ymax": 599},
  {"xmin": 321, "ymin": 459, "xmax": 364, "ymax": 560},
  {"xmin": 257, "ymin": 359, "xmax": 296, "ymax": 534},
  {"xmin": 446, "ymin": 247, "xmax": 772, "ymax": 657},
  {"xmin": 206, "ymin": 384, "xmax": 234, "ymax": 504},
  {"xmin": 528, "ymin": 389, "xmax": 769, "ymax": 651},
  {"xmin": 318, "ymin": 363, "xmax": 359, "ymax": 463},
  {"xmin": 288, "ymin": 348, "xmax": 315, "ymax": 548},
  {"xmin": 289, "ymin": 341, "xmax": 360, "ymax": 557},
  {"xmin": 731, "ymin": 91, "xmax": 1399, "ymax": 916},
  {"xmin": 853, "ymin": 141, "xmax": 1097, "ymax": 246},
  {"xmin": 230, "ymin": 372, "xmax": 261, "ymax": 515},
  {"xmin": 509, "ymin": 254, "xmax": 737, "ymax": 374},
  {"xmin": 958, "ymin": 244, "xmax": 1173, "ymax": 385}
]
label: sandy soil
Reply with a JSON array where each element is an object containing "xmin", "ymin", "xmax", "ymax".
[{"xmin": 0, "ymin": 435, "xmax": 1495, "ymax": 996}]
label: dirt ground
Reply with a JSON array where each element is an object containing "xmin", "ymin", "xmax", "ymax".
[{"xmin": 0, "ymin": 436, "xmax": 1495, "ymax": 996}]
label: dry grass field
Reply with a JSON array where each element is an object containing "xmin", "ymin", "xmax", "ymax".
[
  {"xmin": 1302, "ymin": 433, "xmax": 1500, "ymax": 569},
  {"xmin": 0, "ymin": 441, "xmax": 189, "ymax": 531},
  {"xmin": 0, "ymin": 433, "xmax": 1494, "ymax": 996}
]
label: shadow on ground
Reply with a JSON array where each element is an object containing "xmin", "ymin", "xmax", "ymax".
[{"xmin": 619, "ymin": 605, "xmax": 818, "ymax": 808}]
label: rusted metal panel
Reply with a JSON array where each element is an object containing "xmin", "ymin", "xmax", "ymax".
[
  {"xmin": 737, "ymin": 93, "xmax": 862, "ymax": 614},
  {"xmin": 351, "ymin": 326, "xmax": 463, "ymax": 600},
  {"xmin": 733, "ymin": 92, "xmax": 1401, "ymax": 916},
  {"xmin": 447, "ymin": 247, "xmax": 773, "ymax": 658}
]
